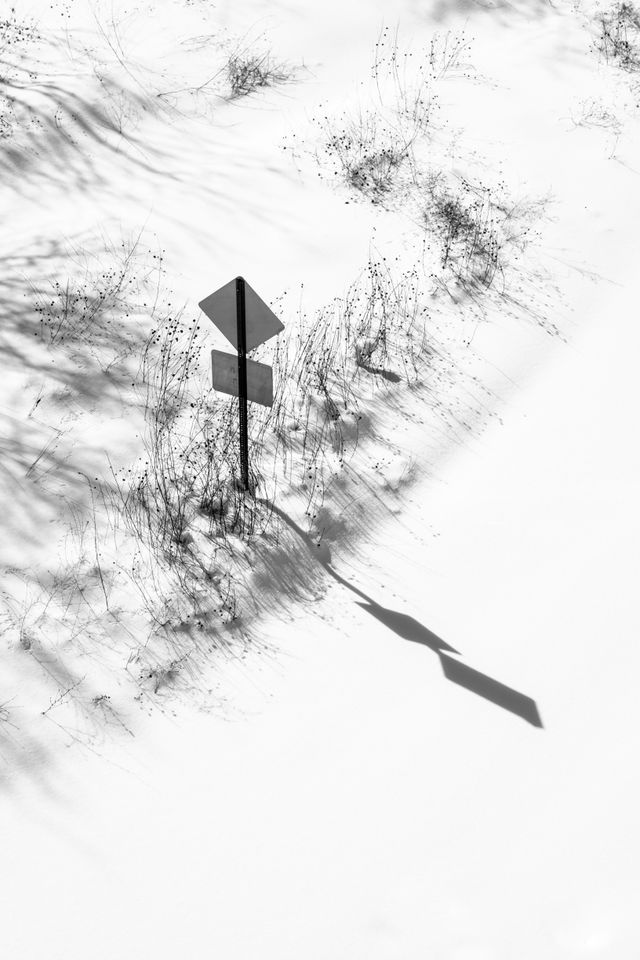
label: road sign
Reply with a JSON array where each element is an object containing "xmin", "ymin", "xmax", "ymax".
[
  {"xmin": 198, "ymin": 277, "xmax": 284, "ymax": 353},
  {"xmin": 212, "ymin": 350, "xmax": 273, "ymax": 407},
  {"xmin": 199, "ymin": 276, "xmax": 284, "ymax": 491}
]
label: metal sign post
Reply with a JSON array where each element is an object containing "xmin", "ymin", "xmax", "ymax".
[
  {"xmin": 235, "ymin": 277, "xmax": 249, "ymax": 491},
  {"xmin": 199, "ymin": 275, "xmax": 284, "ymax": 494}
]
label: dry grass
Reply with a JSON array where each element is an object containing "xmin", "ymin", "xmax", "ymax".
[
  {"xmin": 226, "ymin": 48, "xmax": 292, "ymax": 99},
  {"xmin": 422, "ymin": 174, "xmax": 504, "ymax": 293},
  {"xmin": 594, "ymin": 2, "xmax": 640, "ymax": 70}
]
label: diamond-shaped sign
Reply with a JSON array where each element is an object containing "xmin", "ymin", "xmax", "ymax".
[{"xmin": 198, "ymin": 277, "xmax": 284, "ymax": 352}]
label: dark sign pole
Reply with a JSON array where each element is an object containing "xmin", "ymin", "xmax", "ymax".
[{"xmin": 235, "ymin": 276, "xmax": 250, "ymax": 491}]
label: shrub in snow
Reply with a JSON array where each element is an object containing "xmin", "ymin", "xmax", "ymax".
[
  {"xmin": 308, "ymin": 30, "xmax": 473, "ymax": 206},
  {"xmin": 594, "ymin": 2, "xmax": 640, "ymax": 70},
  {"xmin": 422, "ymin": 174, "xmax": 503, "ymax": 292},
  {"xmin": 226, "ymin": 48, "xmax": 291, "ymax": 99}
]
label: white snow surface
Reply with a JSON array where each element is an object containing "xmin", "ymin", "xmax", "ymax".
[{"xmin": 2, "ymin": 0, "xmax": 640, "ymax": 957}]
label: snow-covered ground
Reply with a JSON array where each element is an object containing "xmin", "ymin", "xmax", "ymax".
[{"xmin": 2, "ymin": 0, "xmax": 639, "ymax": 956}]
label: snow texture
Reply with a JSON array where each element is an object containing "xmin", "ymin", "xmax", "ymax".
[{"xmin": 2, "ymin": 0, "xmax": 639, "ymax": 957}]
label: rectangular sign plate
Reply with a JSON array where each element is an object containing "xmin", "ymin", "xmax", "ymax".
[{"xmin": 211, "ymin": 350, "xmax": 274, "ymax": 407}]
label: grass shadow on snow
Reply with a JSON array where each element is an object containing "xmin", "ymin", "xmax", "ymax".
[{"xmin": 0, "ymin": 696, "xmax": 59, "ymax": 796}]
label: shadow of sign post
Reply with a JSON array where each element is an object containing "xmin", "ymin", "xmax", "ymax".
[
  {"xmin": 259, "ymin": 499, "xmax": 544, "ymax": 729},
  {"xmin": 354, "ymin": 601, "xmax": 460, "ymax": 655},
  {"xmin": 439, "ymin": 652, "xmax": 543, "ymax": 727}
]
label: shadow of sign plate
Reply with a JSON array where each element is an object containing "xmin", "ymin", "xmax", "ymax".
[
  {"xmin": 211, "ymin": 350, "xmax": 273, "ymax": 407},
  {"xmin": 198, "ymin": 278, "xmax": 284, "ymax": 352}
]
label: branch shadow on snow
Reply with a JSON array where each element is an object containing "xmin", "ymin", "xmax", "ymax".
[
  {"xmin": 263, "ymin": 500, "xmax": 543, "ymax": 728},
  {"xmin": 0, "ymin": 234, "xmax": 159, "ymax": 786},
  {"xmin": 0, "ymin": 237, "xmax": 153, "ymax": 408},
  {"xmin": 0, "ymin": 237, "xmax": 151, "ymax": 542},
  {"xmin": 1, "ymin": 37, "xmax": 262, "ymax": 209},
  {"xmin": 1, "ymin": 73, "xmax": 119, "ymax": 189},
  {"xmin": 0, "ymin": 559, "xmax": 140, "ymax": 796},
  {"xmin": 0, "ymin": 58, "xmax": 175, "ymax": 197}
]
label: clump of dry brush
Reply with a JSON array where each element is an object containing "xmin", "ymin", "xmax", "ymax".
[
  {"xmin": 226, "ymin": 47, "xmax": 292, "ymax": 98},
  {"xmin": 306, "ymin": 26, "xmax": 549, "ymax": 314},
  {"xmin": 253, "ymin": 257, "xmax": 431, "ymax": 520},
  {"xmin": 0, "ymin": 8, "xmax": 41, "ymax": 139},
  {"xmin": 156, "ymin": 36, "xmax": 294, "ymax": 114},
  {"xmin": 421, "ymin": 173, "xmax": 505, "ymax": 294},
  {"xmin": 112, "ymin": 311, "xmax": 258, "ymax": 626},
  {"xmin": 310, "ymin": 28, "xmax": 472, "ymax": 206},
  {"xmin": 594, "ymin": 1, "xmax": 640, "ymax": 70}
]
